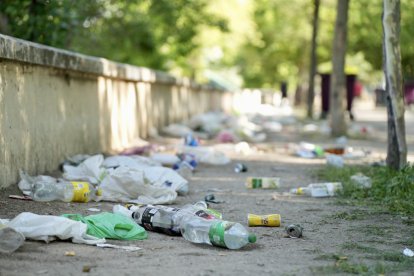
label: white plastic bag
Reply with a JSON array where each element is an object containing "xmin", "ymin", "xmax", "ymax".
[
  {"xmin": 99, "ymin": 167, "xmax": 177, "ymax": 204},
  {"xmin": 63, "ymin": 154, "xmax": 107, "ymax": 184},
  {"xmin": 149, "ymin": 153, "xmax": 180, "ymax": 166},
  {"xmin": 144, "ymin": 166, "xmax": 189, "ymax": 195},
  {"xmin": 103, "ymin": 155, "xmax": 161, "ymax": 169},
  {"xmin": 18, "ymin": 170, "xmax": 57, "ymax": 196},
  {"xmin": 6, "ymin": 212, "xmax": 105, "ymax": 245},
  {"xmin": 179, "ymin": 146, "xmax": 230, "ymax": 165},
  {"xmin": 162, "ymin": 124, "xmax": 193, "ymax": 137}
]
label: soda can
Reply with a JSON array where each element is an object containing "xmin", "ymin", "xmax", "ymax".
[
  {"xmin": 234, "ymin": 163, "xmax": 248, "ymax": 173},
  {"xmin": 246, "ymin": 177, "xmax": 280, "ymax": 189},
  {"xmin": 247, "ymin": 213, "xmax": 281, "ymax": 227},
  {"xmin": 285, "ymin": 224, "xmax": 303, "ymax": 238}
]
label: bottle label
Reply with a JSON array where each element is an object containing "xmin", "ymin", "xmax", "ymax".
[
  {"xmin": 209, "ymin": 221, "xmax": 234, "ymax": 248},
  {"xmin": 71, "ymin": 182, "xmax": 91, "ymax": 202},
  {"xmin": 248, "ymin": 214, "xmax": 280, "ymax": 227},
  {"xmin": 139, "ymin": 207, "xmax": 180, "ymax": 235},
  {"xmin": 247, "ymin": 177, "xmax": 279, "ymax": 189},
  {"xmin": 195, "ymin": 210, "xmax": 215, "ymax": 220}
]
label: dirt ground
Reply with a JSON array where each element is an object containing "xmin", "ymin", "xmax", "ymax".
[{"xmin": 1, "ymin": 101, "xmax": 413, "ymax": 276}]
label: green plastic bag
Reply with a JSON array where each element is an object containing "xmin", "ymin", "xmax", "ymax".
[{"xmin": 62, "ymin": 212, "xmax": 147, "ymax": 240}]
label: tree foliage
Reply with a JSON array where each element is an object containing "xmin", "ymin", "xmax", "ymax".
[{"xmin": 1, "ymin": 0, "xmax": 414, "ymax": 86}]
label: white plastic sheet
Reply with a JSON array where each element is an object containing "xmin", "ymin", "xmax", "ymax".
[
  {"xmin": 5, "ymin": 212, "xmax": 105, "ymax": 245},
  {"xmin": 63, "ymin": 154, "xmax": 107, "ymax": 184},
  {"xmin": 179, "ymin": 146, "xmax": 230, "ymax": 165},
  {"xmin": 99, "ymin": 167, "xmax": 177, "ymax": 205}
]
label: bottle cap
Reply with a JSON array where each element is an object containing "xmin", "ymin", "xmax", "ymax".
[{"xmin": 248, "ymin": 233, "xmax": 257, "ymax": 243}]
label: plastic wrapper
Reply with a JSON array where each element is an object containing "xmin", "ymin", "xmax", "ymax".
[
  {"xmin": 63, "ymin": 154, "xmax": 107, "ymax": 184},
  {"xmin": 5, "ymin": 212, "xmax": 105, "ymax": 245},
  {"xmin": 99, "ymin": 166, "xmax": 177, "ymax": 204}
]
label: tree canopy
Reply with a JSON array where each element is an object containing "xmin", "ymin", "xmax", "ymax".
[{"xmin": 1, "ymin": 0, "xmax": 414, "ymax": 88}]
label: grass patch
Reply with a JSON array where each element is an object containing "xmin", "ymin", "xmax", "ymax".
[
  {"xmin": 315, "ymin": 164, "xmax": 414, "ymax": 215},
  {"xmin": 341, "ymin": 242, "xmax": 379, "ymax": 254}
]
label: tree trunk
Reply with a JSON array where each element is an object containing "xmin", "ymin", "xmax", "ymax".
[
  {"xmin": 330, "ymin": 0, "xmax": 349, "ymax": 136},
  {"xmin": 307, "ymin": 0, "xmax": 320, "ymax": 118},
  {"xmin": 382, "ymin": 0, "xmax": 407, "ymax": 170}
]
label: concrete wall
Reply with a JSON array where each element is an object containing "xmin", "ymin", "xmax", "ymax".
[{"xmin": 0, "ymin": 34, "xmax": 232, "ymax": 189}]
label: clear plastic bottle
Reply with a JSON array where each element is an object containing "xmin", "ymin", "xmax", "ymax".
[
  {"xmin": 179, "ymin": 216, "xmax": 256, "ymax": 249},
  {"xmin": 290, "ymin": 182, "xmax": 342, "ymax": 197},
  {"xmin": 31, "ymin": 180, "xmax": 101, "ymax": 202},
  {"xmin": 113, "ymin": 202, "xmax": 219, "ymax": 236},
  {"xmin": 0, "ymin": 224, "xmax": 25, "ymax": 253}
]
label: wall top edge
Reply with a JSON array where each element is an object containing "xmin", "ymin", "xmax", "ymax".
[{"xmin": 0, "ymin": 34, "xmax": 223, "ymax": 91}]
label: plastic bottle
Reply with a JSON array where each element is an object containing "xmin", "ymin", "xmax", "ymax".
[
  {"xmin": 125, "ymin": 205, "xmax": 181, "ymax": 236},
  {"xmin": 31, "ymin": 180, "xmax": 101, "ymax": 202},
  {"xmin": 179, "ymin": 215, "xmax": 256, "ymax": 249},
  {"xmin": 113, "ymin": 202, "xmax": 220, "ymax": 236},
  {"xmin": 246, "ymin": 177, "xmax": 280, "ymax": 189},
  {"xmin": 0, "ymin": 224, "xmax": 25, "ymax": 253},
  {"xmin": 290, "ymin": 182, "xmax": 342, "ymax": 197}
]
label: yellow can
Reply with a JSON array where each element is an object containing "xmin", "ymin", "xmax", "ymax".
[{"xmin": 247, "ymin": 213, "xmax": 281, "ymax": 227}]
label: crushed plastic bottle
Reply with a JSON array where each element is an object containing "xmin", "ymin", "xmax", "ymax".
[
  {"xmin": 31, "ymin": 180, "xmax": 102, "ymax": 202},
  {"xmin": 179, "ymin": 215, "xmax": 256, "ymax": 249},
  {"xmin": 0, "ymin": 224, "xmax": 25, "ymax": 253},
  {"xmin": 290, "ymin": 182, "xmax": 342, "ymax": 197}
]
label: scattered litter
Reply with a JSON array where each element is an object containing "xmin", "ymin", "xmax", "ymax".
[
  {"xmin": 350, "ymin": 173, "xmax": 372, "ymax": 189},
  {"xmin": 184, "ymin": 134, "xmax": 199, "ymax": 147},
  {"xmin": 289, "ymin": 142, "xmax": 324, "ymax": 159},
  {"xmin": 150, "ymin": 153, "xmax": 180, "ymax": 166},
  {"xmin": 234, "ymin": 142, "xmax": 253, "ymax": 156},
  {"xmin": 204, "ymin": 194, "xmax": 224, "ymax": 204},
  {"xmin": 234, "ymin": 163, "xmax": 248, "ymax": 173},
  {"xmin": 8, "ymin": 195, "xmax": 32, "ymax": 201},
  {"xmin": 326, "ymin": 154, "xmax": 344, "ymax": 168},
  {"xmin": 247, "ymin": 214, "xmax": 281, "ymax": 227},
  {"xmin": 65, "ymin": 251, "xmax": 76, "ymax": 256},
  {"xmin": 403, "ymin": 248, "xmax": 414, "ymax": 257},
  {"xmin": 246, "ymin": 177, "xmax": 280, "ymax": 189},
  {"xmin": 285, "ymin": 224, "xmax": 303, "ymax": 238},
  {"xmin": 216, "ymin": 130, "xmax": 237, "ymax": 143},
  {"xmin": 162, "ymin": 124, "xmax": 193, "ymax": 137},
  {"xmin": 96, "ymin": 243, "xmax": 142, "ymax": 252},
  {"xmin": 87, "ymin": 208, "xmax": 101, "ymax": 212},
  {"xmin": 324, "ymin": 147, "xmax": 345, "ymax": 155}
]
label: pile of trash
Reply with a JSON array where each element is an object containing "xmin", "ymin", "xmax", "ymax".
[
  {"xmin": 0, "ymin": 200, "xmax": 260, "ymax": 253},
  {"xmin": 162, "ymin": 111, "xmax": 269, "ymax": 143},
  {"xmin": 287, "ymin": 137, "xmax": 370, "ymax": 168}
]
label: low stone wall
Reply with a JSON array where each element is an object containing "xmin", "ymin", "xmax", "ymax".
[{"xmin": 0, "ymin": 34, "xmax": 232, "ymax": 189}]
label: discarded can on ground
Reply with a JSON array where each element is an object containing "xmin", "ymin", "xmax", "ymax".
[
  {"xmin": 285, "ymin": 224, "xmax": 303, "ymax": 238},
  {"xmin": 248, "ymin": 214, "xmax": 281, "ymax": 227},
  {"xmin": 246, "ymin": 177, "xmax": 280, "ymax": 189},
  {"xmin": 234, "ymin": 163, "xmax": 248, "ymax": 173}
]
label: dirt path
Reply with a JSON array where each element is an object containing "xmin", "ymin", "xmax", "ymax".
[{"xmin": 1, "ymin": 103, "xmax": 413, "ymax": 275}]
